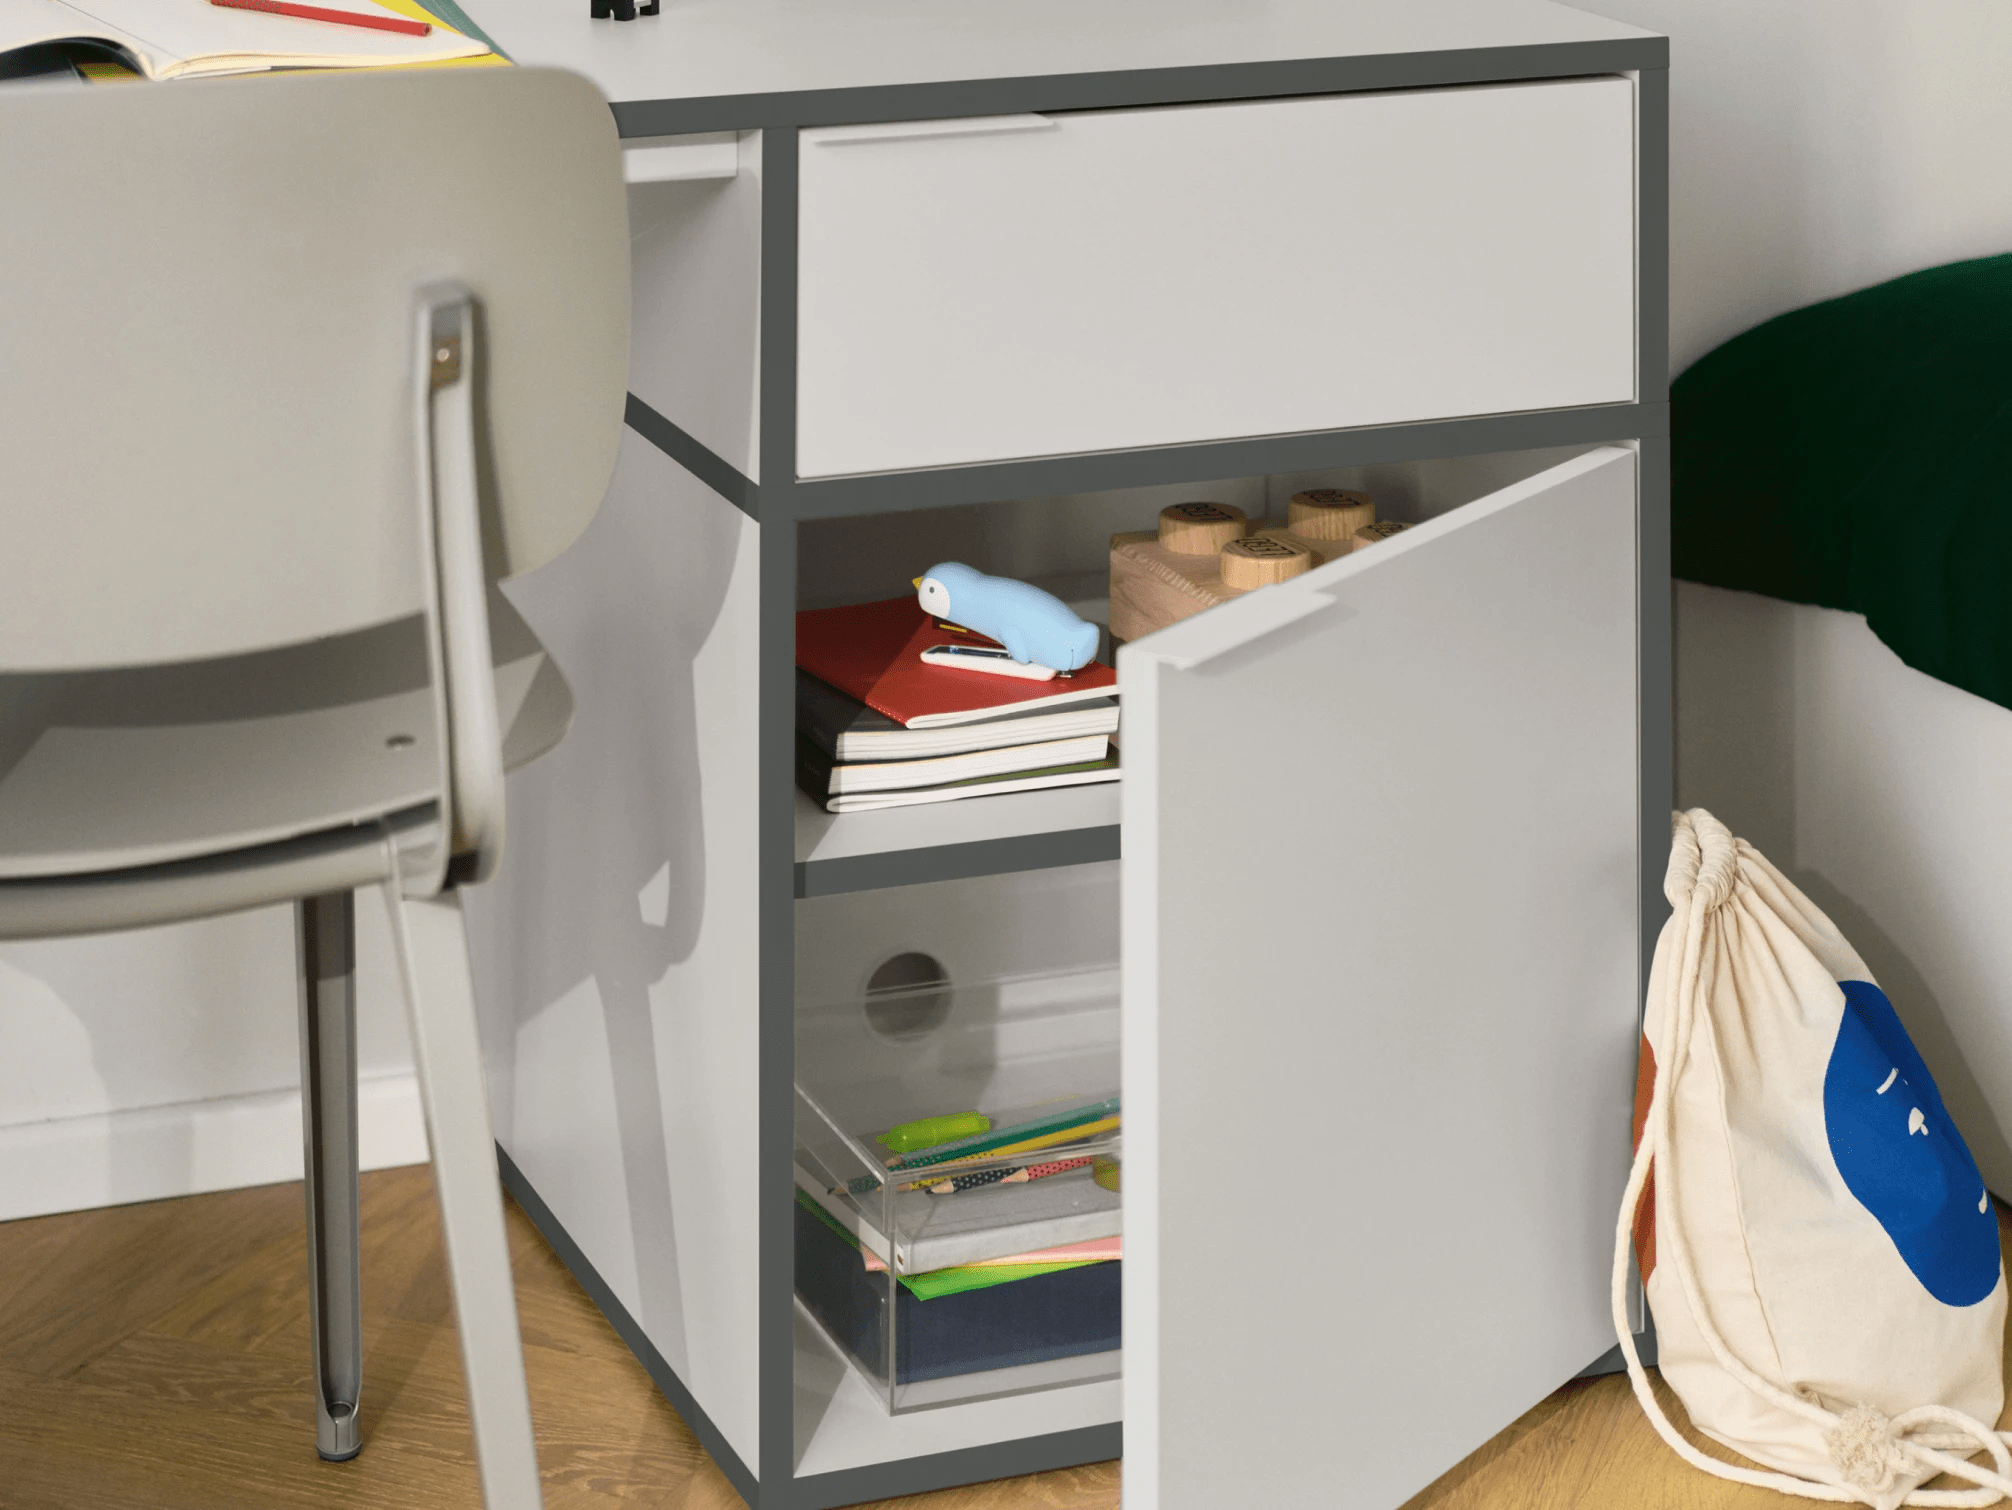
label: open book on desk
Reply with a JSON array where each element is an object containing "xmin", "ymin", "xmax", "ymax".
[{"xmin": 0, "ymin": 0, "xmax": 490, "ymax": 77}]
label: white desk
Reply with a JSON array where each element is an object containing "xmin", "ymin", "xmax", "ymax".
[{"xmin": 457, "ymin": 5, "xmax": 1670, "ymax": 1507}]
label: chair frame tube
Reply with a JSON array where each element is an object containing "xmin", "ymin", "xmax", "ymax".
[{"xmin": 297, "ymin": 889, "xmax": 364, "ymax": 1461}]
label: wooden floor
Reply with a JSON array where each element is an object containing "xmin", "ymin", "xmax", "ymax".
[{"xmin": 1, "ymin": 1168, "xmax": 2005, "ymax": 1509}]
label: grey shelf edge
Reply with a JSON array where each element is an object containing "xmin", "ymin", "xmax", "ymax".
[
  {"xmin": 499, "ymin": 1145, "xmax": 1120, "ymax": 1510},
  {"xmin": 607, "ymin": 37, "xmax": 1669, "ymax": 136},
  {"xmin": 627, "ymin": 394, "xmax": 1671, "ymax": 524},
  {"xmin": 796, "ymin": 822, "xmax": 1121, "ymax": 898},
  {"xmin": 626, "ymin": 393, "xmax": 759, "ymax": 518}
]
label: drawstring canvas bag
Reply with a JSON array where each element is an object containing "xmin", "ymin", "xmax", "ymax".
[{"xmin": 1618, "ymin": 809, "xmax": 2010, "ymax": 1507}]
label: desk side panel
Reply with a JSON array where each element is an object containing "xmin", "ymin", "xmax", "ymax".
[
  {"xmin": 466, "ymin": 430, "xmax": 762, "ymax": 1470},
  {"xmin": 628, "ymin": 130, "xmax": 762, "ymax": 485}
]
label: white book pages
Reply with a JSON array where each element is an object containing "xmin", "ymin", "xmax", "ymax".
[{"xmin": 824, "ymin": 764, "xmax": 1120, "ymax": 814}]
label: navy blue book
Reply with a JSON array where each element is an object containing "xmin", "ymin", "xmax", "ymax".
[{"xmin": 794, "ymin": 1197, "xmax": 1121, "ymax": 1385}]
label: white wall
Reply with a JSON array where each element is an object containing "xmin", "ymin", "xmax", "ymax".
[
  {"xmin": 0, "ymin": 891, "xmax": 426, "ymax": 1221},
  {"xmin": 1573, "ymin": 0, "xmax": 2012, "ymax": 1186},
  {"xmin": 1579, "ymin": 0, "xmax": 2012, "ymax": 373}
]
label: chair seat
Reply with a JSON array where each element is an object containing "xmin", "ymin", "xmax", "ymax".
[{"xmin": 0, "ymin": 592, "xmax": 569, "ymax": 882}]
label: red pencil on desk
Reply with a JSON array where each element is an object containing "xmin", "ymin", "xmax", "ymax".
[{"xmin": 208, "ymin": 0, "xmax": 432, "ymax": 37}]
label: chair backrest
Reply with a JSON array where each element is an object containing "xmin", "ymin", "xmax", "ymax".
[{"xmin": 0, "ymin": 66, "xmax": 628, "ymax": 672}]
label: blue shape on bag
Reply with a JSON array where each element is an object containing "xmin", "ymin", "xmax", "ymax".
[{"xmin": 1823, "ymin": 979, "xmax": 2000, "ymax": 1306}]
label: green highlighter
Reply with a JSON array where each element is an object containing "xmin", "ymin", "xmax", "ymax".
[{"xmin": 876, "ymin": 1111, "xmax": 990, "ymax": 1154}]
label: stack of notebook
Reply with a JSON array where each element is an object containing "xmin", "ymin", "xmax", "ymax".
[{"xmin": 795, "ymin": 595, "xmax": 1121, "ymax": 813}]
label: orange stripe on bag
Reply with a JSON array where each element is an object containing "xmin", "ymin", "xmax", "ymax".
[{"xmin": 1630, "ymin": 1033, "xmax": 1656, "ymax": 1283}]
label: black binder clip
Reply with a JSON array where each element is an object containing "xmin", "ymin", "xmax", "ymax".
[{"xmin": 591, "ymin": 0, "xmax": 657, "ymax": 16}]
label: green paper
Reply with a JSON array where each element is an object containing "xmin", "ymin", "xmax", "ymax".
[{"xmin": 900, "ymin": 1260, "xmax": 1098, "ymax": 1301}]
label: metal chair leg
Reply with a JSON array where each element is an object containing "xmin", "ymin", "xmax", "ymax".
[{"xmin": 297, "ymin": 890, "xmax": 364, "ymax": 1462}]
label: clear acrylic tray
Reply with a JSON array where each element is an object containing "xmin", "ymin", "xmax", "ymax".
[{"xmin": 793, "ymin": 958, "xmax": 1122, "ymax": 1414}]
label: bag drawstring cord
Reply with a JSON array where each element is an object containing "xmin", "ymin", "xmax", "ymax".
[{"xmin": 1611, "ymin": 809, "xmax": 2012, "ymax": 1509}]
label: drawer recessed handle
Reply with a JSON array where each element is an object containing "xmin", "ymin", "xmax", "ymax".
[
  {"xmin": 812, "ymin": 114, "xmax": 1057, "ymax": 147},
  {"xmin": 621, "ymin": 131, "xmax": 738, "ymax": 184}
]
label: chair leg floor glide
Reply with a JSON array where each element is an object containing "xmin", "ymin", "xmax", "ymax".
[
  {"xmin": 385, "ymin": 882, "xmax": 545, "ymax": 1510},
  {"xmin": 296, "ymin": 890, "xmax": 364, "ymax": 1463}
]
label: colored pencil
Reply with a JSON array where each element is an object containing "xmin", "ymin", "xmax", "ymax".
[
  {"xmin": 927, "ymin": 1167, "xmax": 1018, "ymax": 1196},
  {"xmin": 886, "ymin": 1097, "xmax": 1120, "ymax": 1170},
  {"xmin": 833, "ymin": 1101, "xmax": 1121, "ymax": 1196},
  {"xmin": 895, "ymin": 1118, "xmax": 1119, "ymax": 1189},
  {"xmin": 209, "ymin": 0, "xmax": 433, "ymax": 36},
  {"xmin": 926, "ymin": 1157, "xmax": 1096, "ymax": 1196}
]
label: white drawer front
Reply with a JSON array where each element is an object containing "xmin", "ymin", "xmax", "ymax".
[{"xmin": 797, "ymin": 77, "xmax": 1637, "ymax": 478}]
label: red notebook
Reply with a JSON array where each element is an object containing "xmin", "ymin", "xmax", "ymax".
[{"xmin": 797, "ymin": 596, "xmax": 1119, "ymax": 729}]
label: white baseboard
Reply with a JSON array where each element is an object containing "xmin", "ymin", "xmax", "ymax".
[{"xmin": 0, "ymin": 1072, "xmax": 430, "ymax": 1223}]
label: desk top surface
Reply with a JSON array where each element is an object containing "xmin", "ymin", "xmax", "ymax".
[{"xmin": 458, "ymin": 0, "xmax": 1660, "ymax": 132}]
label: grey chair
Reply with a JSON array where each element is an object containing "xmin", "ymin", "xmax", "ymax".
[{"xmin": 0, "ymin": 66, "xmax": 629, "ymax": 1509}]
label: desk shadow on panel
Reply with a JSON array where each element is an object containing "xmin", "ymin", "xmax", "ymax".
[{"xmin": 468, "ymin": 428, "xmax": 750, "ymax": 1391}]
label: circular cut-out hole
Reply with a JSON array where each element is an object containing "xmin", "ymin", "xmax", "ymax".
[
  {"xmin": 861, "ymin": 951, "xmax": 951, "ymax": 1042},
  {"xmin": 385, "ymin": 733, "xmax": 416, "ymax": 750}
]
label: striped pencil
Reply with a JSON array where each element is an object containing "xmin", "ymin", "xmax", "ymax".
[
  {"xmin": 887, "ymin": 1097, "xmax": 1120, "ymax": 1170},
  {"xmin": 894, "ymin": 1116, "xmax": 1119, "ymax": 1189},
  {"xmin": 836, "ymin": 1104, "xmax": 1120, "ymax": 1196},
  {"xmin": 926, "ymin": 1156, "xmax": 1096, "ymax": 1196}
]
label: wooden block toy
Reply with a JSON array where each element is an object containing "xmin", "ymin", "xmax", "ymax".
[
  {"xmin": 1109, "ymin": 501, "xmax": 1255, "ymax": 642},
  {"xmin": 1287, "ymin": 488, "xmax": 1376, "ymax": 547},
  {"xmin": 1353, "ymin": 518, "xmax": 1413, "ymax": 550},
  {"xmin": 1156, "ymin": 501, "xmax": 1248, "ymax": 556},
  {"xmin": 1219, "ymin": 533, "xmax": 1312, "ymax": 589},
  {"xmin": 1111, "ymin": 499, "xmax": 1329, "ymax": 642},
  {"xmin": 1110, "ymin": 528, "xmax": 1231, "ymax": 643},
  {"xmin": 1247, "ymin": 524, "xmax": 1343, "ymax": 568}
]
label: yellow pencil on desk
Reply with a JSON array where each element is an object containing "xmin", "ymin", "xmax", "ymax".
[{"xmin": 894, "ymin": 1116, "xmax": 1119, "ymax": 1190}]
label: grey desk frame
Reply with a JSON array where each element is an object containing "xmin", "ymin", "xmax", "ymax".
[{"xmin": 496, "ymin": 35, "xmax": 1670, "ymax": 1510}]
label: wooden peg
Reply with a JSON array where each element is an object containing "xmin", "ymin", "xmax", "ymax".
[
  {"xmin": 1157, "ymin": 501, "xmax": 1248, "ymax": 556},
  {"xmin": 1219, "ymin": 533, "xmax": 1311, "ymax": 588},
  {"xmin": 1353, "ymin": 519, "xmax": 1413, "ymax": 550},
  {"xmin": 1287, "ymin": 489, "xmax": 1375, "ymax": 544}
]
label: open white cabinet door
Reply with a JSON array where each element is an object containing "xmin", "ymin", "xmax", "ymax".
[{"xmin": 1120, "ymin": 446, "xmax": 1641, "ymax": 1509}]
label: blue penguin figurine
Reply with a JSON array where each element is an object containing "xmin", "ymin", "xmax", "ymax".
[{"xmin": 916, "ymin": 563, "xmax": 1100, "ymax": 672}]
